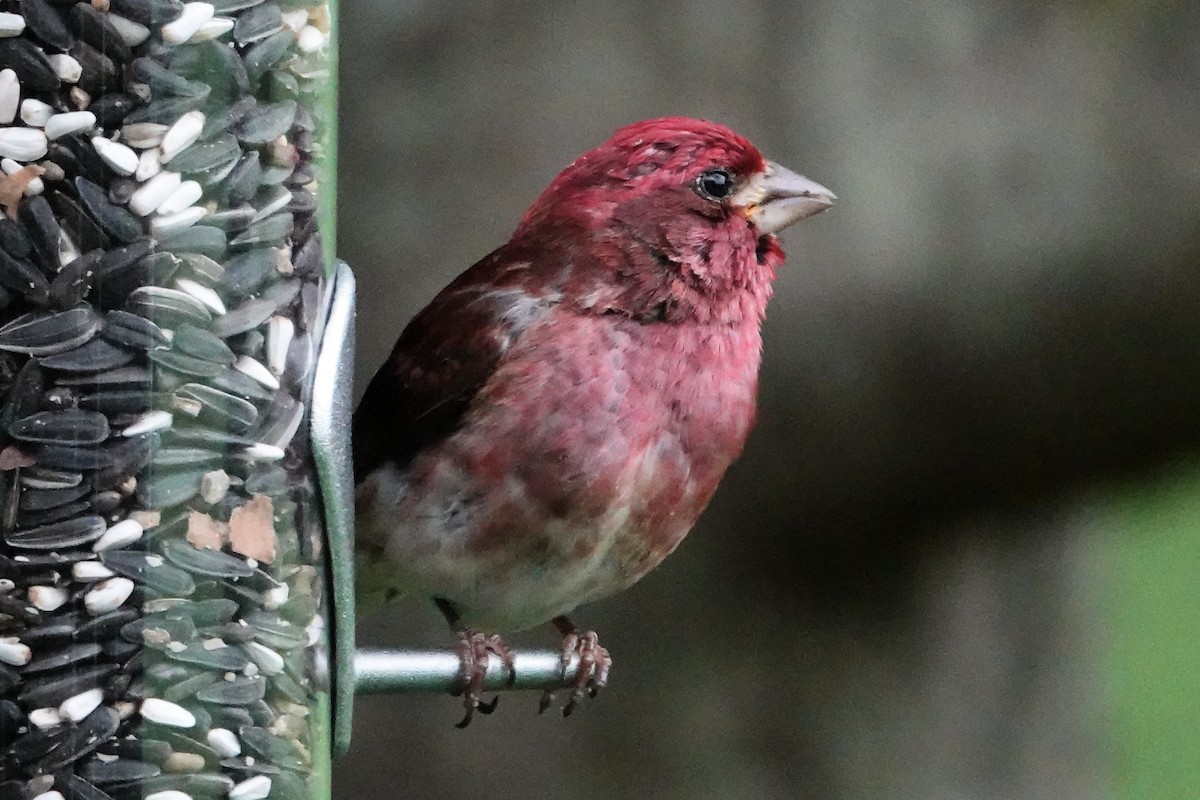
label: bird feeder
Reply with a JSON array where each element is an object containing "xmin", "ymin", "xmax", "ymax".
[{"xmin": 0, "ymin": 3, "xmax": 598, "ymax": 795}]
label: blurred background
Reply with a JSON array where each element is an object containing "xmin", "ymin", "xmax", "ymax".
[{"xmin": 332, "ymin": 2, "xmax": 1200, "ymax": 798}]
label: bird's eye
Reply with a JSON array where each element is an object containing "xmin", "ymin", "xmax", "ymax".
[{"xmin": 695, "ymin": 169, "xmax": 735, "ymax": 201}]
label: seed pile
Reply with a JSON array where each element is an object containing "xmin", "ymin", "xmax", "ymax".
[{"xmin": 0, "ymin": 1, "xmax": 332, "ymax": 799}]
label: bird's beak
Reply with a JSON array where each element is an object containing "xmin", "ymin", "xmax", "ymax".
[{"xmin": 731, "ymin": 161, "xmax": 836, "ymax": 235}]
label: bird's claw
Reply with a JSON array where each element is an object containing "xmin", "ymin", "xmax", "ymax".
[
  {"xmin": 539, "ymin": 619, "xmax": 611, "ymax": 717},
  {"xmin": 451, "ymin": 629, "xmax": 515, "ymax": 728}
]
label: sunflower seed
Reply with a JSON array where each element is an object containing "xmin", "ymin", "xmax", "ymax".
[
  {"xmin": 10, "ymin": 409, "xmax": 109, "ymax": 444},
  {"xmin": 0, "ymin": 126, "xmax": 48, "ymax": 161},
  {"xmin": 159, "ymin": 111, "xmax": 205, "ymax": 163},
  {"xmin": 83, "ymin": 576, "xmax": 134, "ymax": 614},
  {"xmin": 0, "ymin": 14, "xmax": 25, "ymax": 40},
  {"xmin": 129, "ymin": 170, "xmax": 182, "ymax": 216},
  {"xmin": 161, "ymin": 2, "xmax": 214, "ymax": 45}
]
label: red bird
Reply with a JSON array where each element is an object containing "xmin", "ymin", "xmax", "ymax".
[{"xmin": 353, "ymin": 117, "xmax": 834, "ymax": 725}]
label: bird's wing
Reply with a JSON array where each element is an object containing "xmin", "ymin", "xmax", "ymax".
[{"xmin": 351, "ymin": 248, "xmax": 558, "ymax": 480}]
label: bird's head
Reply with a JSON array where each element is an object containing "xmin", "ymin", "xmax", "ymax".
[{"xmin": 512, "ymin": 117, "xmax": 834, "ymax": 321}]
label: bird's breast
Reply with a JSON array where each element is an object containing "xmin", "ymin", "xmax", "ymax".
[{"xmin": 364, "ymin": 311, "xmax": 764, "ymax": 628}]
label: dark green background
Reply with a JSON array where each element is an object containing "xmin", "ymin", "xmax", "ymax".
[{"xmin": 333, "ymin": 2, "xmax": 1200, "ymax": 797}]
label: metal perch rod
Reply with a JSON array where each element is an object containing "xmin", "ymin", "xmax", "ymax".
[{"xmin": 354, "ymin": 648, "xmax": 582, "ymax": 694}]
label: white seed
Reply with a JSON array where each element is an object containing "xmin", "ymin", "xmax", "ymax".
[
  {"xmin": 163, "ymin": 751, "xmax": 205, "ymax": 772},
  {"xmin": 207, "ymin": 728, "xmax": 241, "ymax": 757},
  {"xmin": 174, "ymin": 277, "xmax": 225, "ymax": 314},
  {"xmin": 59, "ymin": 688, "xmax": 103, "ymax": 722},
  {"xmin": 27, "ymin": 585, "xmax": 67, "ymax": 611},
  {"xmin": 140, "ymin": 698, "xmax": 196, "ymax": 728},
  {"xmin": 93, "ymin": 518, "xmax": 144, "ymax": 552},
  {"xmin": 0, "ymin": 637, "xmax": 31, "ymax": 666},
  {"xmin": 46, "ymin": 54, "xmax": 82, "ymax": 84},
  {"xmin": 0, "ymin": 578, "xmax": 13, "ymax": 594},
  {"xmin": 199, "ymin": 469, "xmax": 230, "ymax": 504},
  {"xmin": 0, "ymin": 127, "xmax": 47, "ymax": 161},
  {"xmin": 161, "ymin": 2, "xmax": 214, "ymax": 45},
  {"xmin": 107, "ymin": 14, "xmax": 151, "ymax": 47},
  {"xmin": 129, "ymin": 170, "xmax": 181, "ymax": 215},
  {"xmin": 0, "ymin": 12, "xmax": 26, "ymax": 38},
  {"xmin": 72, "ymin": 561, "xmax": 115, "ymax": 582},
  {"xmin": 234, "ymin": 355, "xmax": 279, "ymax": 389},
  {"xmin": 262, "ymin": 582, "xmax": 289, "ymax": 609},
  {"xmin": 265, "ymin": 316, "xmax": 294, "ymax": 376},
  {"xmin": 151, "ymin": 205, "xmax": 206, "ymax": 235},
  {"xmin": 19, "ymin": 98, "xmax": 52, "ymax": 127},
  {"xmin": 123, "ymin": 410, "xmax": 173, "ymax": 436},
  {"xmin": 241, "ymin": 641, "xmax": 285, "ymax": 674},
  {"xmin": 31, "ymin": 792, "xmax": 65, "ymax": 800},
  {"xmin": 29, "ymin": 707, "xmax": 62, "ymax": 730},
  {"xmin": 121, "ymin": 121, "xmax": 167, "ymax": 148},
  {"xmin": 229, "ymin": 776, "xmax": 271, "ymax": 800},
  {"xmin": 159, "ymin": 110, "xmax": 204, "ymax": 163},
  {"xmin": 145, "ymin": 792, "xmax": 192, "ymax": 800},
  {"xmin": 84, "ymin": 577, "xmax": 134, "ymax": 615},
  {"xmin": 135, "ymin": 147, "xmax": 162, "ymax": 181},
  {"xmin": 242, "ymin": 443, "xmax": 284, "ymax": 461},
  {"xmin": 92, "ymin": 136, "xmax": 138, "ymax": 176},
  {"xmin": 44, "ymin": 111, "xmax": 96, "ymax": 140},
  {"xmin": 280, "ymin": 10, "xmax": 307, "ymax": 32},
  {"xmin": 0, "ymin": 70, "xmax": 18, "ymax": 124},
  {"xmin": 156, "ymin": 179, "xmax": 202, "ymax": 215},
  {"xmin": 297, "ymin": 25, "xmax": 326, "ymax": 53},
  {"xmin": 193, "ymin": 16, "xmax": 234, "ymax": 40}
]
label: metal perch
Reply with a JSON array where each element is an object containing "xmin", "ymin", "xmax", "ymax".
[{"xmin": 354, "ymin": 648, "xmax": 583, "ymax": 695}]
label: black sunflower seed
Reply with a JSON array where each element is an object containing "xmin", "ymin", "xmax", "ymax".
[
  {"xmin": 101, "ymin": 310, "xmax": 170, "ymax": 350},
  {"xmin": 18, "ymin": 662, "xmax": 116, "ymax": 707},
  {"xmin": 108, "ymin": 0, "xmax": 184, "ymax": 25},
  {"xmin": 23, "ymin": 642, "xmax": 103, "ymax": 674},
  {"xmin": 18, "ymin": 195, "xmax": 67, "ymax": 276},
  {"xmin": 121, "ymin": 88, "xmax": 210, "ymax": 125},
  {"xmin": 162, "ymin": 539, "xmax": 254, "ymax": 578},
  {"xmin": 69, "ymin": 40, "xmax": 119, "ymax": 97},
  {"xmin": 125, "ymin": 286, "xmax": 212, "ymax": 329},
  {"xmin": 196, "ymin": 674, "xmax": 265, "ymax": 705},
  {"xmin": 19, "ymin": 482, "xmax": 91, "ymax": 511},
  {"xmin": 68, "ymin": 4, "xmax": 132, "ymax": 64},
  {"xmin": 88, "ymin": 93, "xmax": 136, "ymax": 129},
  {"xmin": 57, "ymin": 774, "xmax": 118, "ymax": 800},
  {"xmin": 0, "ymin": 38, "xmax": 59, "ymax": 92},
  {"xmin": 39, "ymin": 337, "xmax": 136, "ymax": 373},
  {"xmin": 5, "ymin": 514, "xmax": 106, "ymax": 549},
  {"xmin": 19, "ymin": 0, "xmax": 77, "ymax": 51},
  {"xmin": 49, "ymin": 188, "xmax": 113, "ymax": 254},
  {"xmin": 79, "ymin": 756, "xmax": 161, "ymax": 786},
  {"xmin": 0, "ymin": 307, "xmax": 101, "ymax": 356},
  {"xmin": 172, "ymin": 325, "xmax": 236, "ymax": 365},
  {"xmin": 156, "ymin": 226, "xmax": 228, "ymax": 261},
  {"xmin": 242, "ymin": 29, "xmax": 294, "ymax": 85},
  {"xmin": 49, "ymin": 251, "xmax": 103, "ymax": 310},
  {"xmin": 169, "ymin": 134, "xmax": 241, "ymax": 177},
  {"xmin": 163, "ymin": 641, "xmax": 248, "ymax": 671},
  {"xmin": 74, "ymin": 177, "xmax": 143, "ymax": 244},
  {"xmin": 99, "ymin": 549, "xmax": 195, "ymax": 595}
]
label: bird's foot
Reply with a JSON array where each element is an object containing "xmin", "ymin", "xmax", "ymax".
[
  {"xmin": 539, "ymin": 616, "xmax": 611, "ymax": 717},
  {"xmin": 435, "ymin": 597, "xmax": 516, "ymax": 728},
  {"xmin": 450, "ymin": 629, "xmax": 516, "ymax": 728}
]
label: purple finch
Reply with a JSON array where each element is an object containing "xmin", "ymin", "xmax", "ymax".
[{"xmin": 354, "ymin": 117, "xmax": 834, "ymax": 724}]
